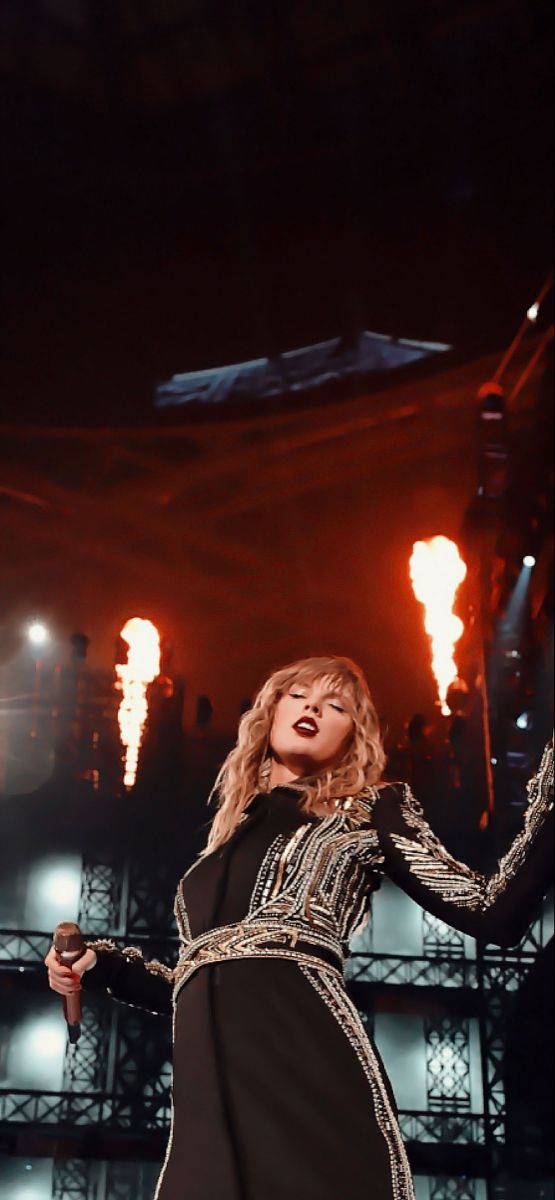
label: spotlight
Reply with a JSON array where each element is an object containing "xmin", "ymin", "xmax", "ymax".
[
  {"xmin": 516, "ymin": 712, "xmax": 533, "ymax": 731},
  {"xmin": 522, "ymin": 554, "xmax": 536, "ymax": 568},
  {"xmin": 28, "ymin": 858, "xmax": 81, "ymax": 927},
  {"xmin": 527, "ymin": 302, "xmax": 539, "ymax": 322},
  {"xmin": 24, "ymin": 1018, "xmax": 66, "ymax": 1061},
  {"xmin": 27, "ymin": 622, "xmax": 49, "ymax": 646}
]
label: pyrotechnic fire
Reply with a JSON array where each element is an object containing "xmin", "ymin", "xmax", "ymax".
[
  {"xmin": 115, "ymin": 618, "xmax": 161, "ymax": 788},
  {"xmin": 409, "ymin": 537, "xmax": 467, "ymax": 715}
]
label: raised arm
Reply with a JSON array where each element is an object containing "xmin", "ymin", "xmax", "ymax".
[
  {"xmin": 373, "ymin": 741, "xmax": 554, "ymax": 947},
  {"xmin": 46, "ymin": 939, "xmax": 173, "ymax": 1017}
]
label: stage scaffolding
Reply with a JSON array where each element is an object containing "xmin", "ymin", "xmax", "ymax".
[{"xmin": 0, "ymin": 848, "xmax": 552, "ymax": 1200}]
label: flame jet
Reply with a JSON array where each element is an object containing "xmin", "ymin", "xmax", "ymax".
[
  {"xmin": 115, "ymin": 618, "xmax": 161, "ymax": 788},
  {"xmin": 409, "ymin": 537, "xmax": 467, "ymax": 715}
]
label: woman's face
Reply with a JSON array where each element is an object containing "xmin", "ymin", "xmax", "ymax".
[{"xmin": 269, "ymin": 676, "xmax": 354, "ymax": 777}]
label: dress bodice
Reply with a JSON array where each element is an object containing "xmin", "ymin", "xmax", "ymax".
[{"xmin": 175, "ymin": 785, "xmax": 384, "ymax": 954}]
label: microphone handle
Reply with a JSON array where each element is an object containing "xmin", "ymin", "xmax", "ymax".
[
  {"xmin": 59, "ymin": 951, "xmax": 83, "ymax": 1028},
  {"xmin": 53, "ymin": 922, "xmax": 85, "ymax": 1045},
  {"xmin": 57, "ymin": 947, "xmax": 82, "ymax": 1043}
]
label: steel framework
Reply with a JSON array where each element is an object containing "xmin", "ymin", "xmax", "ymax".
[{"xmin": 0, "ymin": 852, "xmax": 551, "ymax": 1197}]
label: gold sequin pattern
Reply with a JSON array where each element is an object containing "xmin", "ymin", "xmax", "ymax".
[
  {"xmin": 172, "ymin": 918, "xmax": 343, "ymax": 1003},
  {"xmin": 86, "ymin": 938, "xmax": 175, "ymax": 983}
]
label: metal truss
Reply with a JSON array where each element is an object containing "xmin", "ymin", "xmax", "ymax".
[
  {"xmin": 475, "ymin": 950, "xmax": 530, "ymax": 1150},
  {"xmin": 0, "ymin": 929, "xmax": 178, "ymax": 969},
  {"xmin": 52, "ymin": 1157, "xmax": 99, "ymax": 1200},
  {"xmin": 112, "ymin": 1005, "xmax": 172, "ymax": 1127},
  {"xmin": 102, "ymin": 1161, "xmax": 162, "ymax": 1200},
  {"xmin": 398, "ymin": 1111, "xmax": 485, "ymax": 1145},
  {"xmin": 0, "ymin": 929, "xmax": 52, "ymax": 965},
  {"xmin": 126, "ymin": 856, "xmax": 180, "ymax": 935},
  {"xmin": 1, "ymin": 1087, "xmax": 487, "ymax": 1148},
  {"xmin": 423, "ymin": 912, "xmax": 466, "ymax": 958},
  {"xmin": 425, "ymin": 1016, "xmax": 471, "ymax": 1113},
  {"xmin": 51, "ymin": 1160, "xmax": 169, "ymax": 1200},
  {"xmin": 78, "ymin": 851, "xmax": 128, "ymax": 934},
  {"xmin": 430, "ymin": 1178, "xmax": 478, "ymax": 1200},
  {"xmin": 0, "ymin": 1088, "xmax": 171, "ymax": 1129},
  {"xmin": 62, "ymin": 993, "xmax": 114, "ymax": 1095},
  {"xmin": 346, "ymin": 952, "xmax": 478, "ymax": 988}
]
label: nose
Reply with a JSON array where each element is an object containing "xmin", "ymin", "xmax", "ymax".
[{"xmin": 304, "ymin": 700, "xmax": 321, "ymax": 716}]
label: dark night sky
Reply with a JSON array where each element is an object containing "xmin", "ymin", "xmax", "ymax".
[{"xmin": 1, "ymin": 0, "xmax": 553, "ymax": 424}]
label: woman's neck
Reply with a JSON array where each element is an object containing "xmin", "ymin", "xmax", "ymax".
[{"xmin": 268, "ymin": 758, "xmax": 304, "ymax": 789}]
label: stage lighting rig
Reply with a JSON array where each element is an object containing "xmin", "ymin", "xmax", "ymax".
[{"xmin": 477, "ymin": 381, "xmax": 509, "ymax": 501}]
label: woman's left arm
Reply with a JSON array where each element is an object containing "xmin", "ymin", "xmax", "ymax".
[{"xmin": 374, "ymin": 741, "xmax": 553, "ymax": 947}]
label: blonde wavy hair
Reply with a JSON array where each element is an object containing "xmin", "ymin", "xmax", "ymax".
[{"xmin": 204, "ymin": 655, "xmax": 386, "ymax": 854}]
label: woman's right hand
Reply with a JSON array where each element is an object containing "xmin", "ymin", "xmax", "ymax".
[{"xmin": 44, "ymin": 944, "xmax": 97, "ymax": 995}]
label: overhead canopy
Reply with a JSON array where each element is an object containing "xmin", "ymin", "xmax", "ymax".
[{"xmin": 156, "ymin": 333, "xmax": 450, "ymax": 409}]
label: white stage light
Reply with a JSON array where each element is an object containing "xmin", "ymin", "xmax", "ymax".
[
  {"xmin": 27, "ymin": 622, "xmax": 49, "ymax": 646},
  {"xmin": 7, "ymin": 1014, "xmax": 66, "ymax": 1091},
  {"xmin": 516, "ymin": 712, "xmax": 532, "ymax": 730},
  {"xmin": 522, "ymin": 554, "xmax": 536, "ymax": 568},
  {"xmin": 527, "ymin": 302, "xmax": 539, "ymax": 322},
  {"xmin": 26, "ymin": 857, "xmax": 82, "ymax": 928},
  {"xmin": 26, "ymin": 1019, "xmax": 66, "ymax": 1060},
  {"xmin": 29, "ymin": 859, "xmax": 81, "ymax": 921},
  {"xmin": 40, "ymin": 866, "xmax": 80, "ymax": 908}
]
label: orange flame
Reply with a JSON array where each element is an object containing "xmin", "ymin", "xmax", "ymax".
[
  {"xmin": 409, "ymin": 537, "xmax": 467, "ymax": 715},
  {"xmin": 115, "ymin": 618, "xmax": 161, "ymax": 788}
]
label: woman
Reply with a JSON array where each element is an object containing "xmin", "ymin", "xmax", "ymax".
[{"xmin": 46, "ymin": 655, "xmax": 554, "ymax": 1200}]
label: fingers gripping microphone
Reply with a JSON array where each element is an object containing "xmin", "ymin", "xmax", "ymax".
[{"xmin": 53, "ymin": 921, "xmax": 85, "ymax": 1045}]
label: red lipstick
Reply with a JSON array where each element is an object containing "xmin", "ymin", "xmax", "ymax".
[{"xmin": 293, "ymin": 717, "xmax": 319, "ymax": 738}]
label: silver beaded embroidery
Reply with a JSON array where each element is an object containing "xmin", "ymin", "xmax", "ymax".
[
  {"xmin": 300, "ymin": 964, "xmax": 415, "ymax": 1200},
  {"xmin": 174, "ymin": 788, "xmax": 385, "ymax": 964},
  {"xmin": 86, "ymin": 938, "xmax": 175, "ymax": 983},
  {"xmin": 390, "ymin": 742, "xmax": 553, "ymax": 911}
]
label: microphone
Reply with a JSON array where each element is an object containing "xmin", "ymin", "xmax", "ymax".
[{"xmin": 53, "ymin": 921, "xmax": 85, "ymax": 1045}]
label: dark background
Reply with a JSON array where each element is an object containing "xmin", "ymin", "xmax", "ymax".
[{"xmin": 1, "ymin": 0, "xmax": 553, "ymax": 425}]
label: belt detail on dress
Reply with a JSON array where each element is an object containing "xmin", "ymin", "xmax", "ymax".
[{"xmin": 173, "ymin": 921, "xmax": 343, "ymax": 1002}]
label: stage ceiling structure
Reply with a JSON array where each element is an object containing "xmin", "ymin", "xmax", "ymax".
[{"xmin": 0, "ymin": 338, "xmax": 548, "ymax": 735}]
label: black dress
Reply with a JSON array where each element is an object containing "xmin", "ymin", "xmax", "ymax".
[{"xmin": 83, "ymin": 743, "xmax": 554, "ymax": 1200}]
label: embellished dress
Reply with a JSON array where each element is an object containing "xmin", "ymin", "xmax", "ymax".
[{"xmin": 83, "ymin": 742, "xmax": 554, "ymax": 1200}]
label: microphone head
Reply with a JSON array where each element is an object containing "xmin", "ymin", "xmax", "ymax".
[{"xmin": 53, "ymin": 921, "xmax": 84, "ymax": 955}]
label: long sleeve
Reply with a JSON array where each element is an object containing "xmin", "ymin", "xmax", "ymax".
[
  {"xmin": 80, "ymin": 939, "xmax": 173, "ymax": 1017},
  {"xmin": 374, "ymin": 741, "xmax": 554, "ymax": 947}
]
